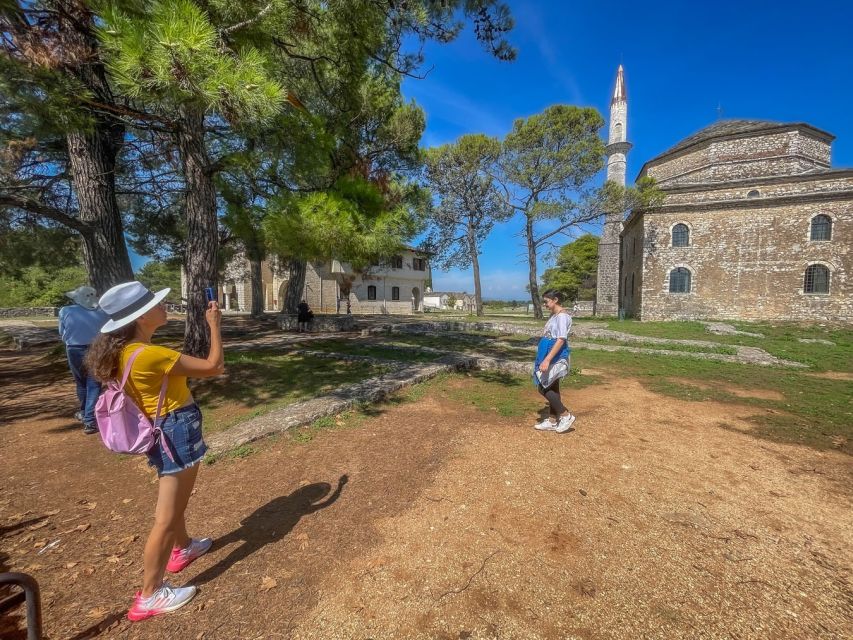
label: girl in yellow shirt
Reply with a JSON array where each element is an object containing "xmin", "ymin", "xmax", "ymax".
[{"xmin": 87, "ymin": 281, "xmax": 224, "ymax": 621}]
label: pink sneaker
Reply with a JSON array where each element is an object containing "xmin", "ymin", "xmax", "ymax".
[
  {"xmin": 127, "ymin": 581, "xmax": 197, "ymax": 621},
  {"xmin": 166, "ymin": 537, "xmax": 213, "ymax": 573}
]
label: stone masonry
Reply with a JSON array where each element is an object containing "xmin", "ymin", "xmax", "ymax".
[
  {"xmin": 621, "ymin": 120, "xmax": 853, "ymax": 322},
  {"xmin": 596, "ymin": 65, "xmax": 631, "ymax": 317}
]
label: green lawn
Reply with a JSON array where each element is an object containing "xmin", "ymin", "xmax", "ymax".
[
  {"xmin": 192, "ymin": 351, "xmax": 389, "ymax": 434},
  {"xmin": 605, "ymin": 320, "xmax": 853, "ymax": 372},
  {"xmin": 303, "ymin": 339, "xmax": 444, "ymax": 363}
]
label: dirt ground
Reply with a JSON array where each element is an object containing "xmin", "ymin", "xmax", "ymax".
[{"xmin": 1, "ymin": 346, "xmax": 851, "ymax": 639}]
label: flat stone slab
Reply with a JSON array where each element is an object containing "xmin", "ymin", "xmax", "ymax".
[
  {"xmin": 797, "ymin": 338, "xmax": 835, "ymax": 346},
  {"xmin": 702, "ymin": 322, "xmax": 764, "ymax": 338},
  {"xmin": 571, "ymin": 341, "xmax": 806, "ymax": 368},
  {"xmin": 0, "ymin": 323, "xmax": 60, "ymax": 350}
]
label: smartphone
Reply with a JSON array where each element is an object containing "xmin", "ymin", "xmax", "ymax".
[{"xmin": 204, "ymin": 287, "xmax": 216, "ymax": 303}]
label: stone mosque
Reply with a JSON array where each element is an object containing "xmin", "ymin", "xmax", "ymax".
[
  {"xmin": 596, "ymin": 66, "xmax": 852, "ymax": 322},
  {"xmin": 207, "ymin": 66, "xmax": 851, "ymax": 323}
]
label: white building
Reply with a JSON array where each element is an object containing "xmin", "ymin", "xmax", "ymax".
[
  {"xmin": 422, "ymin": 290, "xmax": 478, "ymax": 313},
  {"xmin": 182, "ymin": 247, "xmax": 432, "ymax": 314}
]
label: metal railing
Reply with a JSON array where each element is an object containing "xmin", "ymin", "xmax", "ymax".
[{"xmin": 0, "ymin": 572, "xmax": 43, "ymax": 639}]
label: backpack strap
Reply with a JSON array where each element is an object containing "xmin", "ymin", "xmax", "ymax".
[
  {"xmin": 122, "ymin": 345, "xmax": 177, "ymax": 463},
  {"xmin": 119, "ymin": 346, "xmax": 146, "ymax": 391}
]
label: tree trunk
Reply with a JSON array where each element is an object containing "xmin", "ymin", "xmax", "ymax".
[
  {"xmin": 63, "ymin": 4, "xmax": 134, "ymax": 292},
  {"xmin": 249, "ymin": 256, "xmax": 264, "ymax": 316},
  {"xmin": 176, "ymin": 106, "xmax": 218, "ymax": 357},
  {"xmin": 467, "ymin": 219, "xmax": 484, "ymax": 317},
  {"xmin": 284, "ymin": 259, "xmax": 306, "ymax": 314},
  {"xmin": 525, "ymin": 215, "xmax": 542, "ymax": 319},
  {"xmin": 68, "ymin": 128, "xmax": 135, "ymax": 292}
]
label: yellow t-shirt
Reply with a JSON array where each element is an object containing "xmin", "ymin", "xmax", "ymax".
[{"xmin": 119, "ymin": 343, "xmax": 191, "ymax": 417}]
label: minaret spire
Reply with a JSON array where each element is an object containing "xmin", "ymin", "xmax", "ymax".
[
  {"xmin": 612, "ymin": 64, "xmax": 627, "ymax": 104},
  {"xmin": 596, "ymin": 65, "xmax": 633, "ymax": 317}
]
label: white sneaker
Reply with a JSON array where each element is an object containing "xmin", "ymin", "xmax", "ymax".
[
  {"xmin": 127, "ymin": 581, "xmax": 197, "ymax": 621},
  {"xmin": 555, "ymin": 414, "xmax": 576, "ymax": 433},
  {"xmin": 534, "ymin": 418, "xmax": 557, "ymax": 431}
]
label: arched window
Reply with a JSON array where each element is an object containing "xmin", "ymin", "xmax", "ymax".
[
  {"xmin": 672, "ymin": 223, "xmax": 690, "ymax": 247},
  {"xmin": 804, "ymin": 265, "xmax": 830, "ymax": 294},
  {"xmin": 810, "ymin": 215, "xmax": 832, "ymax": 241},
  {"xmin": 367, "ymin": 285, "xmax": 377, "ymax": 300},
  {"xmin": 747, "ymin": 189, "xmax": 760, "ymax": 198},
  {"xmin": 392, "ymin": 286, "xmax": 400, "ymax": 301},
  {"xmin": 669, "ymin": 267, "xmax": 691, "ymax": 293},
  {"xmin": 613, "ymin": 122, "xmax": 623, "ymax": 141}
]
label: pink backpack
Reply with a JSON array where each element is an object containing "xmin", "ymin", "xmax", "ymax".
[{"xmin": 95, "ymin": 346, "xmax": 174, "ymax": 461}]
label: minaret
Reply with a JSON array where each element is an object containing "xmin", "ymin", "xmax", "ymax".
[{"xmin": 595, "ymin": 65, "xmax": 632, "ymax": 316}]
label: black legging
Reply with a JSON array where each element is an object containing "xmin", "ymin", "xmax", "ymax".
[{"xmin": 537, "ymin": 379, "xmax": 567, "ymax": 418}]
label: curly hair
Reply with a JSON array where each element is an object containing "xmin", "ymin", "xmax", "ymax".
[{"xmin": 85, "ymin": 323, "xmax": 137, "ymax": 382}]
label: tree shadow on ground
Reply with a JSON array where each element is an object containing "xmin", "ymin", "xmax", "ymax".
[
  {"xmin": 191, "ymin": 354, "xmax": 381, "ymax": 412},
  {"xmin": 191, "ymin": 475, "xmax": 348, "ymax": 587},
  {"xmin": 0, "ymin": 348, "xmax": 76, "ymax": 424}
]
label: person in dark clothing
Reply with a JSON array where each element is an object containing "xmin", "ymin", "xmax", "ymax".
[{"xmin": 296, "ymin": 300, "xmax": 313, "ymax": 333}]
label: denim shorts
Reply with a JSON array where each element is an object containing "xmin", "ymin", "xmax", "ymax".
[{"xmin": 147, "ymin": 403, "xmax": 208, "ymax": 476}]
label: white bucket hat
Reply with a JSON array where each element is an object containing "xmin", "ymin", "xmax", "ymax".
[
  {"xmin": 66, "ymin": 285, "xmax": 99, "ymax": 310},
  {"xmin": 99, "ymin": 281, "xmax": 170, "ymax": 333}
]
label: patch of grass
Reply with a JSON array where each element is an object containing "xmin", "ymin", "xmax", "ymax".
[
  {"xmin": 289, "ymin": 407, "xmax": 373, "ymax": 444},
  {"xmin": 605, "ymin": 320, "xmax": 853, "ymax": 372},
  {"xmin": 203, "ymin": 443, "xmax": 257, "ymax": 465},
  {"xmin": 398, "ymin": 371, "xmax": 452, "ymax": 403},
  {"xmin": 572, "ymin": 347, "xmax": 853, "ymax": 454},
  {"xmin": 306, "ymin": 339, "xmax": 442, "ymax": 363},
  {"xmin": 194, "ymin": 351, "xmax": 388, "ymax": 434}
]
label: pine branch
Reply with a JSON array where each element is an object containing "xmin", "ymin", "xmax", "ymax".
[
  {"xmin": 0, "ymin": 194, "xmax": 87, "ymax": 233},
  {"xmin": 220, "ymin": 3, "xmax": 275, "ymax": 37}
]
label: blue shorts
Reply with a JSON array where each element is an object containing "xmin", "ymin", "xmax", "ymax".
[{"xmin": 147, "ymin": 404, "xmax": 208, "ymax": 476}]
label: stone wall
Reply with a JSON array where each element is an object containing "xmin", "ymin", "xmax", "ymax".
[
  {"xmin": 661, "ymin": 173, "xmax": 853, "ymax": 206},
  {"xmin": 0, "ymin": 307, "xmax": 59, "ymax": 318},
  {"xmin": 635, "ymin": 197, "xmax": 852, "ymax": 322},
  {"xmin": 620, "ymin": 215, "xmax": 645, "ymax": 318},
  {"xmin": 595, "ymin": 218, "xmax": 621, "ymax": 316},
  {"xmin": 642, "ymin": 130, "xmax": 831, "ymax": 187},
  {"xmin": 277, "ymin": 314, "xmax": 355, "ymax": 332}
]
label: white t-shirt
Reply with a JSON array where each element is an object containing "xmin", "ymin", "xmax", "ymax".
[{"xmin": 543, "ymin": 311, "xmax": 572, "ymax": 340}]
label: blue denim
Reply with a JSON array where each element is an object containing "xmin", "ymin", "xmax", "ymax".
[
  {"xmin": 147, "ymin": 404, "xmax": 208, "ymax": 476},
  {"xmin": 65, "ymin": 345, "xmax": 101, "ymax": 426}
]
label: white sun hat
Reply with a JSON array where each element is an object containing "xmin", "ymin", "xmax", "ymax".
[{"xmin": 99, "ymin": 281, "xmax": 170, "ymax": 333}]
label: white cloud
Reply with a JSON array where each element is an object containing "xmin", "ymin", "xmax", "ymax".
[
  {"xmin": 404, "ymin": 80, "xmax": 508, "ymax": 138},
  {"xmin": 519, "ymin": 6, "xmax": 585, "ymax": 104}
]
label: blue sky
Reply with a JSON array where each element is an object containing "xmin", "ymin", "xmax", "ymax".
[{"xmin": 403, "ymin": 0, "xmax": 853, "ymax": 300}]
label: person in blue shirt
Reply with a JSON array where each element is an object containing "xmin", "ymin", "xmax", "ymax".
[
  {"xmin": 59, "ymin": 286, "xmax": 108, "ymax": 434},
  {"xmin": 532, "ymin": 290, "xmax": 576, "ymax": 434}
]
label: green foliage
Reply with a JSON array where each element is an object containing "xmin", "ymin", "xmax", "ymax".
[
  {"xmin": 98, "ymin": 0, "xmax": 285, "ymax": 124},
  {"xmin": 0, "ymin": 224, "xmax": 83, "ymax": 278},
  {"xmin": 500, "ymin": 105, "xmax": 606, "ymax": 208},
  {"xmin": 495, "ymin": 105, "xmax": 608, "ymax": 314},
  {"xmin": 541, "ymin": 234, "xmax": 600, "ymax": 302},
  {"xmin": 423, "ymin": 133, "xmax": 510, "ymax": 270},
  {"xmin": 0, "ymin": 264, "xmax": 89, "ymax": 307},
  {"xmin": 264, "ymin": 176, "xmax": 421, "ymax": 269},
  {"xmin": 136, "ymin": 259, "xmax": 182, "ymax": 302}
]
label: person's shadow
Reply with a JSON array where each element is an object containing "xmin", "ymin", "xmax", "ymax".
[{"xmin": 191, "ymin": 475, "xmax": 348, "ymax": 586}]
